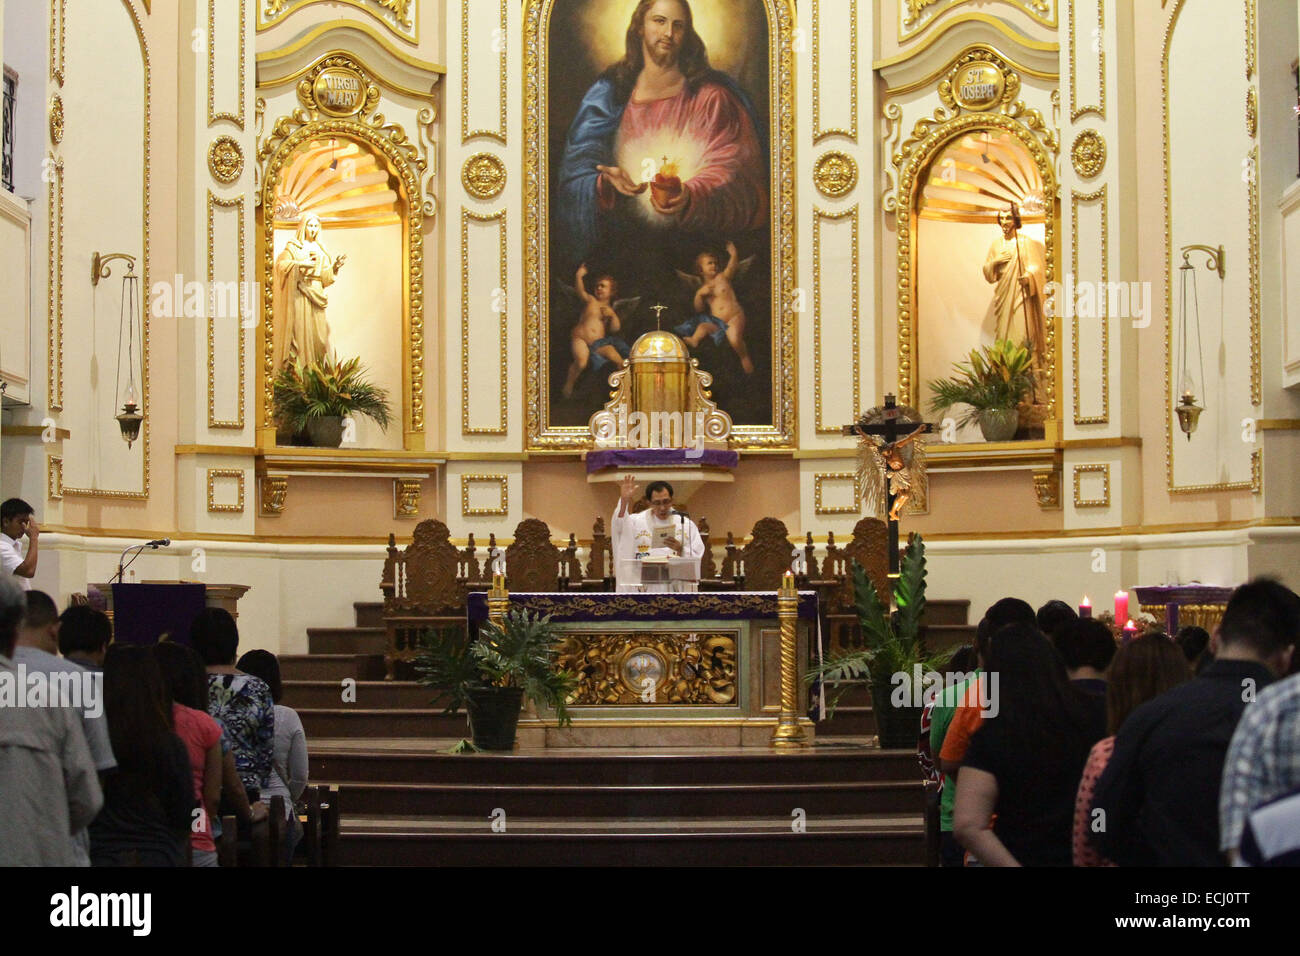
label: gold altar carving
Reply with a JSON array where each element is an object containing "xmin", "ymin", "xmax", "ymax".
[
  {"xmin": 901, "ymin": 1, "xmax": 1057, "ymax": 42},
  {"xmin": 394, "ymin": 478, "xmax": 420, "ymax": 518},
  {"xmin": 461, "ymin": 152, "xmax": 506, "ymax": 200},
  {"xmin": 771, "ymin": 573, "xmax": 806, "ymax": 747},
  {"xmin": 1070, "ymin": 129, "xmax": 1105, "ymax": 179},
  {"xmin": 49, "ymin": 94, "xmax": 64, "ymax": 145},
  {"xmin": 557, "ymin": 632, "xmax": 738, "ymax": 706},
  {"xmin": 47, "ymin": 456, "xmax": 63, "ymax": 501},
  {"xmin": 939, "ymin": 57, "xmax": 1016, "ymax": 113},
  {"xmin": 891, "ymin": 45, "xmax": 1058, "ymax": 417},
  {"xmin": 813, "ymin": 152, "xmax": 858, "ymax": 200},
  {"xmin": 208, "ymin": 136, "xmax": 244, "ymax": 185},
  {"xmin": 258, "ymin": 52, "xmax": 426, "ymax": 440},
  {"xmin": 260, "ymin": 0, "xmax": 416, "ymax": 42},
  {"xmin": 1032, "ymin": 466, "xmax": 1061, "ymax": 509},
  {"xmin": 260, "ymin": 476, "xmax": 288, "ymax": 515}
]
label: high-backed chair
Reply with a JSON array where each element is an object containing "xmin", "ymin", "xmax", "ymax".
[
  {"xmin": 505, "ymin": 518, "xmax": 565, "ymax": 592},
  {"xmin": 381, "ymin": 519, "xmax": 469, "ymax": 678},
  {"xmin": 824, "ymin": 516, "xmax": 890, "ymax": 606},
  {"xmin": 737, "ymin": 517, "xmax": 794, "ymax": 591}
]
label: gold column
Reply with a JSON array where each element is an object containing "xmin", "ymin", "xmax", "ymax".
[
  {"xmin": 770, "ymin": 572, "xmax": 807, "ymax": 748},
  {"xmin": 487, "ymin": 573, "xmax": 509, "ymax": 629}
]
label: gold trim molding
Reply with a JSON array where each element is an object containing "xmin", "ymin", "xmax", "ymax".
[
  {"xmin": 46, "ymin": 156, "xmax": 64, "ymax": 411},
  {"xmin": 208, "ymin": 0, "xmax": 247, "ymax": 129},
  {"xmin": 813, "ymin": 151, "xmax": 858, "ymax": 199},
  {"xmin": 258, "ymin": 0, "xmax": 416, "ymax": 44},
  {"xmin": 901, "ymin": 1, "xmax": 1058, "ymax": 44},
  {"xmin": 461, "ymin": 0, "xmax": 507, "ymax": 144},
  {"xmin": 1066, "ymin": 0, "xmax": 1104, "ymax": 122},
  {"xmin": 461, "ymin": 474, "xmax": 509, "ymax": 517},
  {"xmin": 50, "ymin": 0, "xmax": 66, "ymax": 88},
  {"xmin": 813, "ymin": 472, "xmax": 860, "ymax": 516},
  {"xmin": 49, "ymin": 95, "xmax": 64, "ymax": 146},
  {"xmin": 813, "ymin": 206, "xmax": 860, "ymax": 434},
  {"xmin": 47, "ymin": 456, "xmax": 63, "ymax": 501},
  {"xmin": 257, "ymin": 54, "xmax": 426, "ymax": 439},
  {"xmin": 208, "ymin": 136, "xmax": 244, "ymax": 185},
  {"xmin": 207, "ymin": 192, "xmax": 246, "ymax": 430},
  {"xmin": 461, "ymin": 209, "xmax": 509, "ymax": 436},
  {"xmin": 1072, "ymin": 462, "xmax": 1109, "ymax": 508},
  {"xmin": 1070, "ymin": 184, "xmax": 1108, "ymax": 425},
  {"xmin": 812, "ymin": 0, "xmax": 858, "ymax": 143},
  {"xmin": 461, "ymin": 152, "xmax": 507, "ymax": 200},
  {"xmin": 522, "ymin": 0, "xmax": 798, "ymax": 449},
  {"xmin": 207, "ymin": 469, "xmax": 246, "ymax": 513}
]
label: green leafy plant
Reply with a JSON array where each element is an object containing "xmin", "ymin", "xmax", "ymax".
[
  {"xmin": 412, "ymin": 609, "xmax": 577, "ymax": 727},
  {"xmin": 927, "ymin": 339, "xmax": 1035, "ymax": 427},
  {"xmin": 271, "ymin": 355, "xmax": 392, "ymax": 434},
  {"xmin": 809, "ymin": 533, "xmax": 951, "ymax": 713}
]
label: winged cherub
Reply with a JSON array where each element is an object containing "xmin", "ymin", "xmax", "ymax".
[
  {"xmin": 673, "ymin": 241, "xmax": 756, "ymax": 374},
  {"xmin": 561, "ymin": 264, "xmax": 641, "ymax": 399}
]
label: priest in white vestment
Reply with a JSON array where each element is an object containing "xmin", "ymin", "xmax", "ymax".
[{"xmin": 611, "ymin": 476, "xmax": 705, "ymax": 592}]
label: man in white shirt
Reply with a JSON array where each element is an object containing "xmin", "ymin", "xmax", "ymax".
[
  {"xmin": 610, "ymin": 475, "xmax": 705, "ymax": 591},
  {"xmin": 0, "ymin": 498, "xmax": 39, "ymax": 591}
]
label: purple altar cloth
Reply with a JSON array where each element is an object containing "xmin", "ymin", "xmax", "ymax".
[
  {"xmin": 585, "ymin": 447, "xmax": 739, "ymax": 473},
  {"xmin": 467, "ymin": 590, "xmax": 818, "ymax": 623}
]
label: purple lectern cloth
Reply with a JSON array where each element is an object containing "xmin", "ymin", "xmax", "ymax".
[
  {"xmin": 111, "ymin": 583, "xmax": 207, "ymax": 646},
  {"xmin": 585, "ymin": 448, "xmax": 740, "ymax": 473}
]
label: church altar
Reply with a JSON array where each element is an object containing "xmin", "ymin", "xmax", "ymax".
[{"xmin": 468, "ymin": 588, "xmax": 816, "ymax": 748}]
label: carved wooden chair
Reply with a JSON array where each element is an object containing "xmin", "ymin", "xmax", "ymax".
[
  {"xmin": 736, "ymin": 517, "xmax": 794, "ymax": 591},
  {"xmin": 822, "ymin": 516, "xmax": 890, "ymax": 650},
  {"xmin": 380, "ymin": 519, "xmax": 470, "ymax": 678},
  {"xmin": 505, "ymin": 518, "xmax": 568, "ymax": 592}
]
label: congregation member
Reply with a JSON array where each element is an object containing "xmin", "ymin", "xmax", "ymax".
[
  {"xmin": 190, "ymin": 607, "xmax": 276, "ymax": 799},
  {"xmin": 58, "ymin": 604, "xmax": 112, "ymax": 671},
  {"xmin": 1090, "ymin": 577, "xmax": 1299, "ymax": 866},
  {"xmin": 11, "ymin": 591, "xmax": 116, "ymax": 866},
  {"xmin": 918, "ymin": 643, "xmax": 977, "ymax": 867},
  {"xmin": 1036, "ymin": 599, "xmax": 1077, "ymax": 645},
  {"xmin": 89, "ymin": 645, "xmax": 195, "ymax": 866},
  {"xmin": 154, "ymin": 641, "xmax": 224, "ymax": 867},
  {"xmin": 1220, "ymin": 666, "xmax": 1300, "ymax": 863},
  {"xmin": 0, "ymin": 498, "xmax": 40, "ymax": 590},
  {"xmin": 953, "ymin": 624, "xmax": 1106, "ymax": 866},
  {"xmin": 238, "ymin": 649, "xmax": 310, "ymax": 862},
  {"xmin": 1072, "ymin": 633, "xmax": 1191, "ymax": 866},
  {"xmin": 1175, "ymin": 624, "xmax": 1213, "ymax": 675},
  {"xmin": 0, "ymin": 574, "xmax": 102, "ymax": 866},
  {"xmin": 932, "ymin": 597, "xmax": 1036, "ymax": 866}
]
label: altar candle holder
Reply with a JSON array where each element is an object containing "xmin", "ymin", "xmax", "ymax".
[
  {"xmin": 771, "ymin": 571, "xmax": 806, "ymax": 749},
  {"xmin": 1079, "ymin": 596, "xmax": 1092, "ymax": 618}
]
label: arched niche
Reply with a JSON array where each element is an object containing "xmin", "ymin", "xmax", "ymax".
[
  {"xmin": 897, "ymin": 111, "xmax": 1060, "ymax": 439},
  {"xmin": 257, "ymin": 55, "xmax": 426, "ymax": 451}
]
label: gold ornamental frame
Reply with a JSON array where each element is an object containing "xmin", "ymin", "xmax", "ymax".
[
  {"xmin": 257, "ymin": 53, "xmax": 426, "ymax": 447},
  {"xmin": 890, "ymin": 45, "xmax": 1059, "ymax": 420},
  {"xmin": 522, "ymin": 0, "xmax": 798, "ymax": 450}
]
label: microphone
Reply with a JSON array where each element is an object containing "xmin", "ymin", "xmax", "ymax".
[{"xmin": 146, "ymin": 538, "xmax": 171, "ymax": 548}]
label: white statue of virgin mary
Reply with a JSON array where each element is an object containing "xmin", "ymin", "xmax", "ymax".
[{"xmin": 273, "ymin": 214, "xmax": 347, "ymax": 368}]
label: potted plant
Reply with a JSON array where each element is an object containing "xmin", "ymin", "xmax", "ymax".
[
  {"xmin": 927, "ymin": 339, "xmax": 1035, "ymax": 442},
  {"xmin": 809, "ymin": 533, "xmax": 950, "ymax": 749},
  {"xmin": 271, "ymin": 355, "xmax": 392, "ymax": 447},
  {"xmin": 412, "ymin": 609, "xmax": 576, "ymax": 751}
]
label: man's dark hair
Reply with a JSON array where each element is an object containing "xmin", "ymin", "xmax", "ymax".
[
  {"xmin": 0, "ymin": 498, "xmax": 34, "ymax": 524},
  {"xmin": 58, "ymin": 605, "xmax": 112, "ymax": 656},
  {"xmin": 189, "ymin": 607, "xmax": 240, "ymax": 666},
  {"xmin": 1217, "ymin": 578, "xmax": 1300, "ymax": 658},
  {"xmin": 976, "ymin": 597, "xmax": 1038, "ymax": 660},
  {"xmin": 645, "ymin": 480, "xmax": 674, "ymax": 500},
  {"xmin": 1056, "ymin": 617, "xmax": 1118, "ymax": 672},
  {"xmin": 237, "ymin": 649, "xmax": 283, "ymax": 704},
  {"xmin": 1174, "ymin": 625, "xmax": 1211, "ymax": 665},
  {"xmin": 153, "ymin": 640, "xmax": 209, "ymax": 711},
  {"xmin": 22, "ymin": 590, "xmax": 60, "ymax": 630},
  {"xmin": 1036, "ymin": 600, "xmax": 1078, "ymax": 642},
  {"xmin": 605, "ymin": 0, "xmax": 713, "ymax": 102}
]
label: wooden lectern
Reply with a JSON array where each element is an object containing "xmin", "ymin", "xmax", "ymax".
[{"xmin": 90, "ymin": 581, "xmax": 252, "ymax": 644}]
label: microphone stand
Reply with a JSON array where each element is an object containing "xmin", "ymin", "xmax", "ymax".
[{"xmin": 113, "ymin": 540, "xmax": 164, "ymax": 583}]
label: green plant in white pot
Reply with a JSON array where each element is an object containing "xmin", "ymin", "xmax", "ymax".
[{"xmin": 927, "ymin": 339, "xmax": 1034, "ymax": 442}]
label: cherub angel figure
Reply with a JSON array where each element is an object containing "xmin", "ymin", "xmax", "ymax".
[
  {"xmin": 857, "ymin": 424, "xmax": 927, "ymax": 522},
  {"xmin": 560, "ymin": 264, "xmax": 641, "ymax": 398},
  {"xmin": 673, "ymin": 240, "xmax": 756, "ymax": 374}
]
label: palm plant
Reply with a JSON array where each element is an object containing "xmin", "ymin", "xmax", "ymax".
[
  {"xmin": 927, "ymin": 339, "xmax": 1034, "ymax": 427},
  {"xmin": 271, "ymin": 355, "xmax": 392, "ymax": 434}
]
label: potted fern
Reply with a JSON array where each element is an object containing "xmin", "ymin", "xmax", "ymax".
[
  {"xmin": 809, "ymin": 533, "xmax": 950, "ymax": 748},
  {"xmin": 271, "ymin": 355, "xmax": 392, "ymax": 447},
  {"xmin": 412, "ymin": 609, "xmax": 576, "ymax": 751},
  {"xmin": 927, "ymin": 339, "xmax": 1034, "ymax": 441}
]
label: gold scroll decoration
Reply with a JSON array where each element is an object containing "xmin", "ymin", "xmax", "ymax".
[{"xmin": 557, "ymin": 632, "xmax": 737, "ymax": 705}]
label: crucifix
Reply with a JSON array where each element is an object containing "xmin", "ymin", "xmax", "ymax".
[
  {"xmin": 842, "ymin": 394, "xmax": 936, "ymax": 575},
  {"xmin": 651, "ymin": 303, "xmax": 668, "ymax": 330}
]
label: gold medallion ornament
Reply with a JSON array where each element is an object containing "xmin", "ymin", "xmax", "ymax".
[
  {"xmin": 461, "ymin": 152, "xmax": 507, "ymax": 200},
  {"xmin": 49, "ymin": 94, "xmax": 64, "ymax": 146},
  {"xmin": 1071, "ymin": 129, "xmax": 1106, "ymax": 179},
  {"xmin": 939, "ymin": 54, "xmax": 1017, "ymax": 113},
  {"xmin": 297, "ymin": 57, "xmax": 380, "ymax": 118},
  {"xmin": 208, "ymin": 135, "xmax": 244, "ymax": 185},
  {"xmin": 813, "ymin": 151, "xmax": 858, "ymax": 199}
]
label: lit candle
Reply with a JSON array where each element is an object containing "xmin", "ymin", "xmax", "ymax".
[
  {"xmin": 1079, "ymin": 596, "xmax": 1092, "ymax": 618},
  {"xmin": 1123, "ymin": 619, "xmax": 1138, "ymax": 638},
  {"xmin": 1114, "ymin": 590, "xmax": 1129, "ymax": 625}
]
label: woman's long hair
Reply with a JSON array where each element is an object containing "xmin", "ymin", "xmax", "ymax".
[
  {"xmin": 604, "ymin": 0, "xmax": 714, "ymax": 102},
  {"xmin": 983, "ymin": 624, "xmax": 1097, "ymax": 750},
  {"xmin": 153, "ymin": 640, "xmax": 210, "ymax": 712},
  {"xmin": 103, "ymin": 644, "xmax": 176, "ymax": 784},
  {"xmin": 1106, "ymin": 633, "xmax": 1191, "ymax": 735}
]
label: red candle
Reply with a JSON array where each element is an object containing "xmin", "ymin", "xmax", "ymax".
[
  {"xmin": 1123, "ymin": 619, "xmax": 1138, "ymax": 638},
  {"xmin": 1114, "ymin": 590, "xmax": 1129, "ymax": 625},
  {"xmin": 1079, "ymin": 596, "xmax": 1092, "ymax": 618}
]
